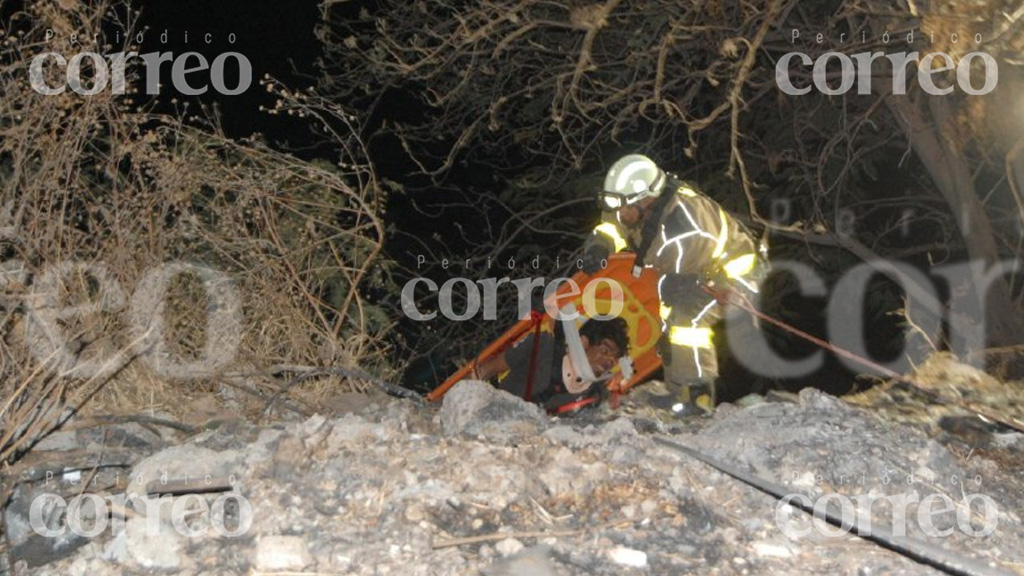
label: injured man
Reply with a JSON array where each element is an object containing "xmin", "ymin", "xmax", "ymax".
[{"xmin": 471, "ymin": 314, "xmax": 630, "ymax": 415}]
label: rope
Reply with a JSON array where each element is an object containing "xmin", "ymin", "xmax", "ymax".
[
  {"xmin": 701, "ymin": 284, "xmax": 903, "ymax": 380},
  {"xmin": 701, "ymin": 284, "xmax": 1024, "ymax": 434}
]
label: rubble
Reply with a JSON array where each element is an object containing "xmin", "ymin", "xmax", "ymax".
[{"xmin": 3, "ymin": 382, "xmax": 1023, "ymax": 575}]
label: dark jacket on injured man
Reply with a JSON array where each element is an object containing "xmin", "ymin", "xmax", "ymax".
[{"xmin": 498, "ymin": 331, "xmax": 597, "ymax": 412}]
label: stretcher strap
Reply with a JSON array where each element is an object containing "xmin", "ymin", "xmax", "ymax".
[
  {"xmin": 549, "ymin": 395, "xmax": 598, "ymax": 415},
  {"xmin": 523, "ymin": 310, "xmax": 544, "ymax": 403},
  {"xmin": 559, "ymin": 304, "xmax": 597, "ymax": 384}
]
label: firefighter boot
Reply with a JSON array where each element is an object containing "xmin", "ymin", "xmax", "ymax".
[
  {"xmin": 672, "ymin": 379, "xmax": 715, "ymax": 417},
  {"xmin": 642, "ymin": 378, "xmax": 715, "ymax": 419}
]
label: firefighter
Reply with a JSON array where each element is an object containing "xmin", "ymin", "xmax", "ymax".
[{"xmin": 582, "ymin": 154, "xmax": 768, "ymax": 417}]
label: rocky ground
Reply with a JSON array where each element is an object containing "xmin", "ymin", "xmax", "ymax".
[{"xmin": 2, "ymin": 366, "xmax": 1023, "ymax": 576}]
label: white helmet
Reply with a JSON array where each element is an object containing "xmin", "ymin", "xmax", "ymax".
[{"xmin": 599, "ymin": 154, "xmax": 666, "ymax": 210}]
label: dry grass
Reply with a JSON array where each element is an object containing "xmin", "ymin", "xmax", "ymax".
[
  {"xmin": 0, "ymin": 0, "xmax": 394, "ymax": 467},
  {"xmin": 845, "ymin": 352, "xmax": 1024, "ymax": 436}
]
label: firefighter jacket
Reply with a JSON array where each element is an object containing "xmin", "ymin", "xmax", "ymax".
[
  {"xmin": 590, "ymin": 177, "xmax": 765, "ymax": 297},
  {"xmin": 587, "ymin": 177, "xmax": 767, "ymax": 385}
]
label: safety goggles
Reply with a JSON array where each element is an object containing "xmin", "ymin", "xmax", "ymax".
[{"xmin": 597, "ymin": 192, "xmax": 632, "ymax": 210}]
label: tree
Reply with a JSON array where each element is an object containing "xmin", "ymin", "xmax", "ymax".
[
  {"xmin": 0, "ymin": 0, "xmax": 394, "ymax": 465},
  {"xmin": 319, "ymin": 0, "xmax": 1024, "ymax": 375}
]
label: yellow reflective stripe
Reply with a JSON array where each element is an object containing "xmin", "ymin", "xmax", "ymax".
[
  {"xmin": 668, "ymin": 326, "xmax": 714, "ymax": 349},
  {"xmin": 711, "ymin": 207, "xmax": 729, "ymax": 259},
  {"xmin": 660, "ymin": 303, "xmax": 672, "ymax": 321},
  {"xmin": 678, "ymin": 186, "xmax": 698, "ymax": 197},
  {"xmin": 723, "ymin": 253, "xmax": 757, "ymax": 279},
  {"xmin": 594, "ymin": 222, "xmax": 628, "ymax": 252},
  {"xmin": 695, "ymin": 393, "xmax": 714, "ymax": 411}
]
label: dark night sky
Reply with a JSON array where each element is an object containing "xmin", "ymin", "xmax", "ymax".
[{"xmin": 134, "ymin": 0, "xmax": 323, "ymax": 145}]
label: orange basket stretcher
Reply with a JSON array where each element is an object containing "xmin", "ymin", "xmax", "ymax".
[{"xmin": 427, "ymin": 253, "xmax": 662, "ymax": 402}]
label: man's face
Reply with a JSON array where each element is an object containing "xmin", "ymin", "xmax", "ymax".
[
  {"xmin": 616, "ymin": 205, "xmax": 642, "ymax": 229},
  {"xmin": 582, "ymin": 336, "xmax": 622, "ymax": 376},
  {"xmin": 614, "ymin": 195, "xmax": 656, "ymax": 229}
]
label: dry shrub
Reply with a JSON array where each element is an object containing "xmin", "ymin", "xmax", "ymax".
[{"xmin": 0, "ymin": 0, "xmax": 393, "ymax": 466}]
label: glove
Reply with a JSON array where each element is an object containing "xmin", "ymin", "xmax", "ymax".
[
  {"xmin": 581, "ymin": 243, "xmax": 609, "ymax": 275},
  {"xmin": 658, "ymin": 272, "xmax": 703, "ymax": 309},
  {"xmin": 657, "ymin": 332, "xmax": 672, "ymax": 366}
]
